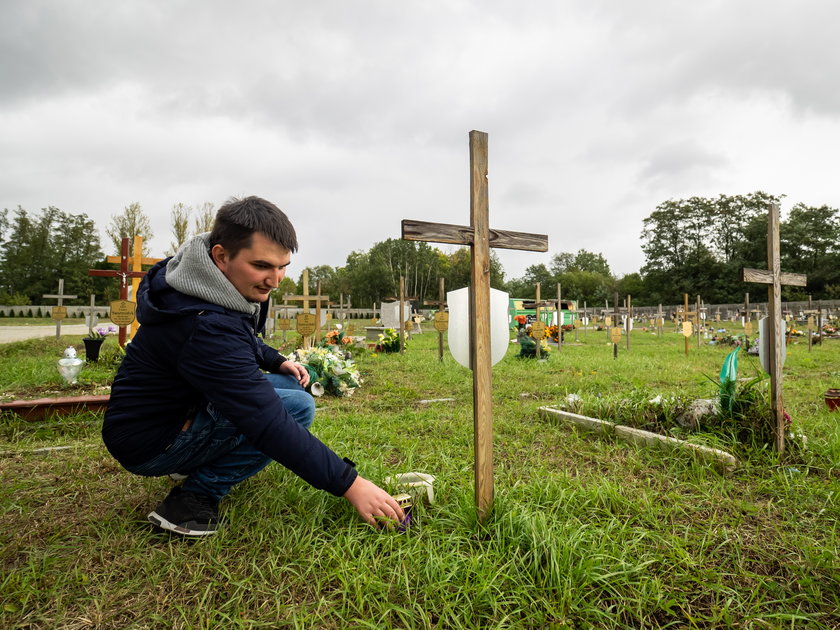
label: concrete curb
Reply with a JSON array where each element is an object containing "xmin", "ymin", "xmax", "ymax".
[{"xmin": 538, "ymin": 406, "xmax": 739, "ymax": 473}]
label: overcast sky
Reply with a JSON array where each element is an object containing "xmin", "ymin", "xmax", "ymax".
[{"xmin": 2, "ymin": 1, "xmax": 839, "ymax": 282}]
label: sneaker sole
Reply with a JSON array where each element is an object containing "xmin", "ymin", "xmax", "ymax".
[{"xmin": 148, "ymin": 510, "xmax": 218, "ymax": 536}]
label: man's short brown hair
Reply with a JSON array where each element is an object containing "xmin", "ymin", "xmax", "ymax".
[{"xmin": 208, "ymin": 196, "xmax": 298, "ymax": 258}]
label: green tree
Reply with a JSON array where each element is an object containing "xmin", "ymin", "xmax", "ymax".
[
  {"xmin": 442, "ymin": 248, "xmax": 505, "ymax": 294},
  {"xmin": 106, "ymin": 202, "xmax": 154, "ymax": 256},
  {"xmin": 551, "ymin": 249, "xmax": 611, "ymax": 276},
  {"xmin": 640, "ymin": 192, "xmax": 783, "ymax": 303},
  {"xmin": 0, "ymin": 206, "xmax": 103, "ymax": 304},
  {"xmin": 781, "ymin": 203, "xmax": 840, "ymax": 298}
]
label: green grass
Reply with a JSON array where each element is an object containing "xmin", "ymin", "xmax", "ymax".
[{"xmin": 1, "ymin": 322, "xmax": 839, "ymax": 628}]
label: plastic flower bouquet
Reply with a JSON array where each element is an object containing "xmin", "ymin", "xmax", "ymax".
[
  {"xmin": 320, "ymin": 325, "xmax": 353, "ymax": 349},
  {"xmin": 375, "ymin": 328, "xmax": 407, "ymax": 353},
  {"xmin": 292, "ymin": 346, "xmax": 362, "ymax": 397}
]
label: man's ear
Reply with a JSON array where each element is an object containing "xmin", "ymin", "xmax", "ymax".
[{"xmin": 210, "ymin": 244, "xmax": 228, "ymax": 267}]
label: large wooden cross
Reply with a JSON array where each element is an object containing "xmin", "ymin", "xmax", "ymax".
[
  {"xmin": 740, "ymin": 202, "xmax": 807, "ymax": 454},
  {"xmin": 106, "ymin": 236, "xmax": 163, "ymax": 339},
  {"xmin": 402, "ymin": 130, "xmax": 548, "ymax": 520},
  {"xmin": 43, "ymin": 279, "xmax": 77, "ymax": 339},
  {"xmin": 89, "ymin": 238, "xmax": 148, "ymax": 347},
  {"xmin": 284, "ymin": 270, "xmax": 330, "ymax": 348}
]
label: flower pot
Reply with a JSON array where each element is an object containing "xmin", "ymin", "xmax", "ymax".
[
  {"xmin": 825, "ymin": 389, "xmax": 840, "ymax": 412},
  {"xmin": 83, "ymin": 338, "xmax": 104, "ymax": 362}
]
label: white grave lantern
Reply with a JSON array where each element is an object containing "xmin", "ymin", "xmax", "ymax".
[
  {"xmin": 758, "ymin": 317, "xmax": 787, "ymax": 374},
  {"xmin": 446, "ymin": 287, "xmax": 510, "ymax": 369}
]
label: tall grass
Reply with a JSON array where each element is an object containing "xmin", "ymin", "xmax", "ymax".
[{"xmin": 1, "ymin": 323, "xmax": 838, "ymax": 628}]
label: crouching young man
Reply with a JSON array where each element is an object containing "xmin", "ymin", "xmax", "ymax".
[{"xmin": 102, "ymin": 196, "xmax": 403, "ymax": 535}]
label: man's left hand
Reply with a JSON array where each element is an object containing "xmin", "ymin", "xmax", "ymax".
[{"xmin": 279, "ymin": 360, "xmax": 310, "ymax": 388}]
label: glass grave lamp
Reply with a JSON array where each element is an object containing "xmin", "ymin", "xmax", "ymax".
[{"xmin": 57, "ymin": 346, "xmax": 84, "ymax": 385}]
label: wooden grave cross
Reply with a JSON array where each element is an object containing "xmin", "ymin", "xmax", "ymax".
[
  {"xmin": 582, "ymin": 301, "xmax": 588, "ymax": 340},
  {"xmin": 654, "ymin": 304, "xmax": 665, "ymax": 336},
  {"xmin": 89, "ymin": 238, "xmax": 147, "ymax": 347},
  {"xmin": 423, "ymin": 278, "xmax": 448, "ymax": 363},
  {"xmin": 675, "ymin": 293, "xmax": 699, "ymax": 356},
  {"xmin": 740, "ymin": 202, "xmax": 807, "ymax": 454},
  {"xmin": 283, "ymin": 270, "xmax": 330, "ymax": 348},
  {"xmin": 106, "ymin": 235, "xmax": 163, "ymax": 339},
  {"xmin": 555, "ymin": 282, "xmax": 567, "ymax": 347},
  {"xmin": 610, "ymin": 293, "xmax": 622, "ymax": 359},
  {"xmin": 803, "ymin": 296, "xmax": 822, "ymax": 350},
  {"xmin": 531, "ymin": 282, "xmax": 554, "ymax": 359},
  {"xmin": 402, "ymin": 130, "xmax": 548, "ymax": 520},
  {"xmin": 84, "ymin": 294, "xmax": 99, "ymax": 332},
  {"xmin": 43, "ymin": 279, "xmax": 77, "ymax": 339},
  {"xmin": 624, "ymin": 294, "xmax": 632, "ymax": 351}
]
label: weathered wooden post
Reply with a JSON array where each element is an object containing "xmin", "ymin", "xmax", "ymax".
[
  {"xmin": 625, "ymin": 294, "xmax": 632, "ymax": 351},
  {"xmin": 424, "ymin": 278, "xmax": 448, "ymax": 362},
  {"xmin": 401, "ymin": 130, "xmax": 548, "ymax": 520}
]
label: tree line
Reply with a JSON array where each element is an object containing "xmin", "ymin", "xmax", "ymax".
[{"xmin": 1, "ymin": 192, "xmax": 837, "ymax": 308}]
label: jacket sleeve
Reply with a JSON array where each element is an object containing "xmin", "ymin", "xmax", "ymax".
[
  {"xmin": 176, "ymin": 313, "xmax": 357, "ymax": 496},
  {"xmin": 256, "ymin": 337, "xmax": 286, "ymax": 373}
]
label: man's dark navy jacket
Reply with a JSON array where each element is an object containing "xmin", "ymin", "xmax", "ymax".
[{"xmin": 102, "ymin": 259, "xmax": 357, "ymax": 497}]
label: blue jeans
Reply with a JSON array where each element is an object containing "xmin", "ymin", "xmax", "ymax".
[{"xmin": 125, "ymin": 373, "xmax": 315, "ymax": 501}]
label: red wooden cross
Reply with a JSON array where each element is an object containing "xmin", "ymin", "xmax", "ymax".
[{"xmin": 88, "ymin": 237, "xmax": 148, "ymax": 347}]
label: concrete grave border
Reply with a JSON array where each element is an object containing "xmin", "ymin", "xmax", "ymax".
[{"xmin": 538, "ymin": 406, "xmax": 739, "ymax": 473}]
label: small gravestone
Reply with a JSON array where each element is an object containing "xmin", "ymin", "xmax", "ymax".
[{"xmin": 380, "ymin": 301, "xmax": 401, "ymax": 329}]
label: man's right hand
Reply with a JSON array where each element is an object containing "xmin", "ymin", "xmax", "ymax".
[{"xmin": 343, "ymin": 475, "xmax": 405, "ymax": 528}]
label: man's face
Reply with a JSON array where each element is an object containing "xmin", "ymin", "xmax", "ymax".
[{"xmin": 211, "ymin": 232, "xmax": 291, "ymax": 302}]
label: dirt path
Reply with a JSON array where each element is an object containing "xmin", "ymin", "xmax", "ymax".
[{"xmin": 0, "ymin": 324, "xmax": 89, "ymax": 344}]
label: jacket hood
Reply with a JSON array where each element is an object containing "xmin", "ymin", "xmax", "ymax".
[{"xmin": 136, "ymin": 259, "xmax": 270, "ymax": 333}]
